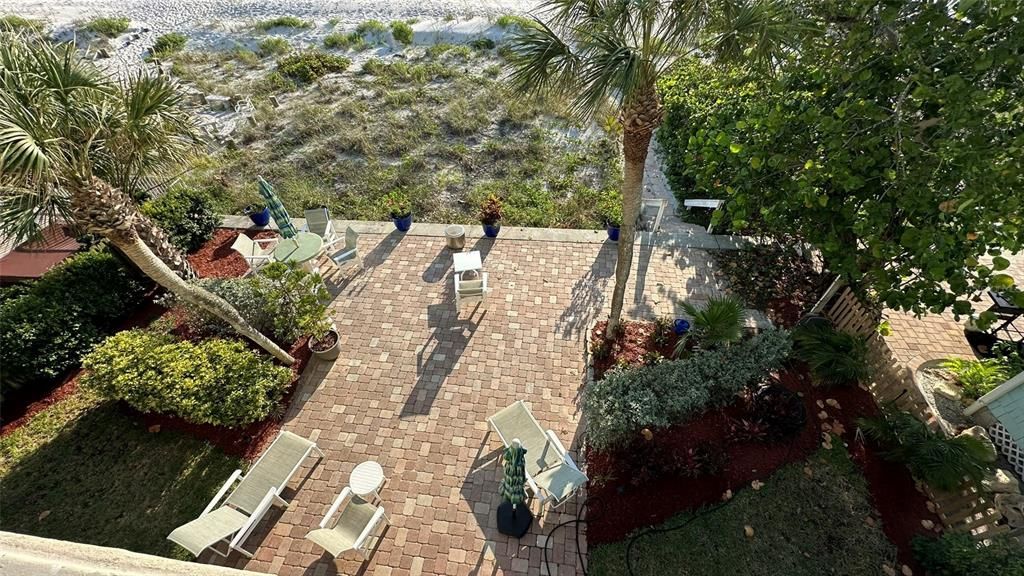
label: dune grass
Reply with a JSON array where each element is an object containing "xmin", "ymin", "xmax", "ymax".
[
  {"xmin": 84, "ymin": 16, "xmax": 130, "ymax": 37},
  {"xmin": 0, "ymin": 14, "xmax": 44, "ymax": 32},
  {"xmin": 152, "ymin": 32, "xmax": 187, "ymax": 55},
  {"xmin": 0, "ymin": 391, "xmax": 240, "ymax": 560},
  {"xmin": 255, "ymin": 16, "xmax": 312, "ymax": 31},
  {"xmin": 588, "ymin": 444, "xmax": 898, "ymax": 576}
]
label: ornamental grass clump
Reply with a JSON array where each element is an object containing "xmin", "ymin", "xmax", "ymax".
[
  {"xmin": 82, "ymin": 330, "xmax": 292, "ymax": 427},
  {"xmin": 584, "ymin": 329, "xmax": 792, "ymax": 451}
]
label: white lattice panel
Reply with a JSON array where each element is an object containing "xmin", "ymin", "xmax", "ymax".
[{"xmin": 989, "ymin": 422, "xmax": 1024, "ymax": 478}]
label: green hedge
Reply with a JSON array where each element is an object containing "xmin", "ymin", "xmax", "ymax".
[
  {"xmin": 584, "ymin": 330, "xmax": 792, "ymax": 451},
  {"xmin": 82, "ymin": 330, "xmax": 292, "ymax": 427},
  {"xmin": 0, "ymin": 249, "xmax": 145, "ymax": 396},
  {"xmin": 141, "ymin": 187, "xmax": 219, "ymax": 253},
  {"xmin": 913, "ymin": 533, "xmax": 1024, "ymax": 576}
]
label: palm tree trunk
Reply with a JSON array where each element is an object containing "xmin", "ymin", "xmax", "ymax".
[
  {"xmin": 608, "ymin": 87, "xmax": 662, "ymax": 331},
  {"xmin": 71, "ymin": 177, "xmax": 295, "ymax": 365},
  {"xmin": 113, "ymin": 234, "xmax": 295, "ymax": 364},
  {"xmin": 134, "ymin": 214, "xmax": 198, "ymax": 280},
  {"xmin": 607, "ymin": 129, "xmax": 653, "ymax": 331}
]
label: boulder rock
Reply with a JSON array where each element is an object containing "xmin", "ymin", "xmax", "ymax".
[
  {"xmin": 956, "ymin": 426, "xmax": 998, "ymax": 462},
  {"xmin": 982, "ymin": 469, "xmax": 1021, "ymax": 494},
  {"xmin": 994, "ymin": 493, "xmax": 1024, "ymax": 529}
]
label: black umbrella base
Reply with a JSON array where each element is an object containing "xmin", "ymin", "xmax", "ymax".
[{"xmin": 496, "ymin": 501, "xmax": 534, "ymax": 538}]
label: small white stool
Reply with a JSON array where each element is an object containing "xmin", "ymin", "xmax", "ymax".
[{"xmin": 349, "ymin": 461, "xmax": 386, "ymax": 502}]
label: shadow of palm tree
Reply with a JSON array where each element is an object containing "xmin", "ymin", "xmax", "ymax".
[{"xmin": 556, "ymin": 241, "xmax": 617, "ymax": 339}]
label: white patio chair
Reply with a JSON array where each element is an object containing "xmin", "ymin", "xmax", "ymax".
[
  {"xmin": 328, "ymin": 226, "xmax": 360, "ymax": 269},
  {"xmin": 303, "ymin": 208, "xmax": 345, "ymax": 251},
  {"xmin": 487, "ymin": 401, "xmax": 587, "ymax": 512},
  {"xmin": 306, "ymin": 487, "xmax": 390, "ymax": 560},
  {"xmin": 167, "ymin": 431, "xmax": 323, "ymax": 558},
  {"xmin": 230, "ymin": 233, "xmax": 278, "ymax": 276},
  {"xmin": 454, "ymin": 271, "xmax": 488, "ymax": 312}
]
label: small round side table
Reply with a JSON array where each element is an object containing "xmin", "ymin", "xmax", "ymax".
[{"xmin": 349, "ymin": 461, "xmax": 385, "ymax": 502}]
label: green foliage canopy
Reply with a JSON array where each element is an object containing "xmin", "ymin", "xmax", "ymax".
[{"xmin": 657, "ymin": 1, "xmax": 1024, "ymax": 318}]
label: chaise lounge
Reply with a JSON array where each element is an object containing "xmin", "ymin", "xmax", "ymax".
[
  {"xmin": 487, "ymin": 400, "xmax": 587, "ymax": 511},
  {"xmin": 167, "ymin": 431, "xmax": 323, "ymax": 558}
]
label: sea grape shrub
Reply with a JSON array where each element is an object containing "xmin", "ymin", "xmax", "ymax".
[
  {"xmin": 277, "ymin": 51, "xmax": 351, "ymax": 82},
  {"xmin": 82, "ymin": 330, "xmax": 291, "ymax": 427},
  {"xmin": 584, "ymin": 329, "xmax": 792, "ymax": 451},
  {"xmin": 141, "ymin": 187, "xmax": 218, "ymax": 253},
  {"xmin": 0, "ymin": 249, "xmax": 145, "ymax": 396}
]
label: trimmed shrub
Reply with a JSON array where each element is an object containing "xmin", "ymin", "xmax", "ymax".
[
  {"xmin": 584, "ymin": 329, "xmax": 792, "ymax": 451},
  {"xmin": 82, "ymin": 330, "xmax": 292, "ymax": 427},
  {"xmin": 85, "ymin": 16, "xmax": 130, "ymax": 37},
  {"xmin": 141, "ymin": 187, "xmax": 218, "ymax": 253},
  {"xmin": 0, "ymin": 250, "xmax": 145, "ymax": 395},
  {"xmin": 390, "ymin": 20, "xmax": 413, "ymax": 45},
  {"xmin": 277, "ymin": 51, "xmax": 351, "ymax": 82},
  {"xmin": 152, "ymin": 32, "xmax": 187, "ymax": 55},
  {"xmin": 913, "ymin": 533, "xmax": 1024, "ymax": 576}
]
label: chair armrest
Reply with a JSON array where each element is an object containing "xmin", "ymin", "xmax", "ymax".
[
  {"xmin": 320, "ymin": 487, "xmax": 353, "ymax": 529},
  {"xmin": 230, "ymin": 487, "xmax": 277, "ymax": 552},
  {"xmin": 323, "ymin": 236, "xmax": 346, "ymax": 250},
  {"xmin": 203, "ymin": 469, "xmax": 242, "ymax": 516},
  {"xmin": 253, "ymin": 237, "xmax": 279, "ymax": 247},
  {"xmin": 545, "ymin": 430, "xmax": 580, "ymax": 471},
  {"xmin": 353, "ymin": 506, "xmax": 388, "ymax": 552}
]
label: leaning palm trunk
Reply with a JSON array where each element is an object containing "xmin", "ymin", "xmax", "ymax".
[
  {"xmin": 608, "ymin": 89, "xmax": 661, "ymax": 331},
  {"xmin": 134, "ymin": 214, "xmax": 198, "ymax": 280},
  {"xmin": 71, "ymin": 177, "xmax": 295, "ymax": 365}
]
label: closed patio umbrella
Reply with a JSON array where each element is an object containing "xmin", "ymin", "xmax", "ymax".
[{"xmin": 256, "ymin": 176, "xmax": 297, "ymax": 239}]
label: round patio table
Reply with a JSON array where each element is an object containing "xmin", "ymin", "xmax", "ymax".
[
  {"xmin": 272, "ymin": 232, "xmax": 323, "ymax": 272},
  {"xmin": 349, "ymin": 460, "xmax": 386, "ymax": 502}
]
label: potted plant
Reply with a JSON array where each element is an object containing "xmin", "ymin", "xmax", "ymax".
[
  {"xmin": 244, "ymin": 203, "xmax": 271, "ymax": 227},
  {"xmin": 496, "ymin": 439, "xmax": 533, "ymax": 538},
  {"xmin": 383, "ymin": 189, "xmax": 412, "ymax": 232},
  {"xmin": 599, "ymin": 190, "xmax": 622, "ymax": 242},
  {"xmin": 309, "ymin": 321, "xmax": 340, "ymax": 361},
  {"xmin": 479, "ymin": 194, "xmax": 503, "ymax": 238}
]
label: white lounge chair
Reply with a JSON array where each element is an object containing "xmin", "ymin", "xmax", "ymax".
[
  {"xmin": 454, "ymin": 271, "xmax": 488, "ymax": 312},
  {"xmin": 328, "ymin": 226, "xmax": 360, "ymax": 269},
  {"xmin": 306, "ymin": 487, "xmax": 390, "ymax": 560},
  {"xmin": 230, "ymin": 233, "xmax": 278, "ymax": 276},
  {"xmin": 487, "ymin": 401, "xmax": 587, "ymax": 512},
  {"xmin": 167, "ymin": 431, "xmax": 323, "ymax": 558}
]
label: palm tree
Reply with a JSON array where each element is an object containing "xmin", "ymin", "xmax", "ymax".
[
  {"xmin": 507, "ymin": 0, "xmax": 801, "ymax": 331},
  {"xmin": 0, "ymin": 33, "xmax": 296, "ymax": 364}
]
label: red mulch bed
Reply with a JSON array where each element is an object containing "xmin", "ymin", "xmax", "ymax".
[
  {"xmin": 586, "ymin": 347, "xmax": 940, "ymax": 570},
  {"xmin": 187, "ymin": 227, "xmax": 277, "ymax": 278},
  {"xmin": 2, "ymin": 228, "xmax": 313, "ymax": 462},
  {"xmin": 591, "ymin": 320, "xmax": 680, "ymax": 379}
]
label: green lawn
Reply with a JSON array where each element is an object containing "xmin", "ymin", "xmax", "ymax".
[
  {"xmin": 589, "ymin": 445, "xmax": 898, "ymax": 576},
  {"xmin": 0, "ymin": 390, "xmax": 240, "ymax": 560}
]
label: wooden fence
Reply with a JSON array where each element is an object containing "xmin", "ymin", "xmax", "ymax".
[{"xmin": 820, "ymin": 285, "xmax": 1008, "ymax": 540}]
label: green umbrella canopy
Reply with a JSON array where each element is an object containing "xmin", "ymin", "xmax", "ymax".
[
  {"xmin": 257, "ymin": 176, "xmax": 297, "ymax": 239},
  {"xmin": 500, "ymin": 439, "xmax": 528, "ymax": 510}
]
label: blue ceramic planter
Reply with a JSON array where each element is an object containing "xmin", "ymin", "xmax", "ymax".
[
  {"xmin": 483, "ymin": 222, "xmax": 501, "ymax": 238},
  {"xmin": 674, "ymin": 319, "xmax": 691, "ymax": 335},
  {"xmin": 393, "ymin": 214, "xmax": 413, "ymax": 232},
  {"xmin": 247, "ymin": 207, "xmax": 271, "ymax": 227},
  {"xmin": 606, "ymin": 224, "xmax": 621, "ymax": 242}
]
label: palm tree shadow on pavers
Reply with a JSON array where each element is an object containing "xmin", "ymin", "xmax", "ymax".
[
  {"xmin": 399, "ymin": 303, "xmax": 482, "ymax": 418},
  {"xmin": 556, "ymin": 241, "xmax": 617, "ymax": 340}
]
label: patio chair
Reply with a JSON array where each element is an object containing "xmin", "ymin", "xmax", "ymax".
[
  {"xmin": 487, "ymin": 400, "xmax": 587, "ymax": 512},
  {"xmin": 303, "ymin": 208, "xmax": 344, "ymax": 250},
  {"xmin": 328, "ymin": 226, "xmax": 360, "ymax": 269},
  {"xmin": 454, "ymin": 271, "xmax": 488, "ymax": 312},
  {"xmin": 167, "ymin": 431, "xmax": 323, "ymax": 558},
  {"xmin": 230, "ymin": 233, "xmax": 278, "ymax": 276},
  {"xmin": 306, "ymin": 487, "xmax": 390, "ymax": 560}
]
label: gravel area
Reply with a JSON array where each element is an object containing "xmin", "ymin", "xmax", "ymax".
[{"xmin": 916, "ymin": 367, "xmax": 971, "ymax": 433}]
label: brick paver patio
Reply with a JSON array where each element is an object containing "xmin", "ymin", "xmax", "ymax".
[{"xmin": 207, "ymin": 231, "xmax": 724, "ymax": 576}]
